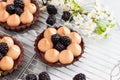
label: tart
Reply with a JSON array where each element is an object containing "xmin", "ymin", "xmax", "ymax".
[
  {"xmin": 34, "ymin": 26, "xmax": 84, "ymax": 67},
  {"xmin": 0, "ymin": 0, "xmax": 40, "ymax": 31},
  {"xmin": 0, "ymin": 34, "xmax": 24, "ymax": 76}
]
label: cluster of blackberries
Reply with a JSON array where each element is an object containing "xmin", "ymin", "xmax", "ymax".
[
  {"xmin": 47, "ymin": 5, "xmax": 57, "ymax": 15},
  {"xmin": 73, "ymin": 73, "xmax": 86, "ymax": 80},
  {"xmin": 46, "ymin": 15, "xmax": 56, "ymax": 25},
  {"xmin": 62, "ymin": 11, "xmax": 73, "ymax": 22},
  {"xmin": 0, "ymin": 42, "xmax": 9, "ymax": 60},
  {"xmin": 46, "ymin": 5, "xmax": 57, "ymax": 25},
  {"xmin": 25, "ymin": 72, "xmax": 86, "ymax": 80},
  {"xmin": 6, "ymin": 0, "xmax": 24, "ymax": 15},
  {"xmin": 51, "ymin": 34, "xmax": 71, "ymax": 51},
  {"xmin": 46, "ymin": 5, "xmax": 73, "ymax": 26},
  {"xmin": 26, "ymin": 72, "xmax": 50, "ymax": 80}
]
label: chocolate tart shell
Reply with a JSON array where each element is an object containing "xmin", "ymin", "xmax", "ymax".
[
  {"xmin": 0, "ymin": 34, "xmax": 24, "ymax": 76},
  {"xmin": 0, "ymin": 0, "xmax": 40, "ymax": 31},
  {"xmin": 34, "ymin": 27, "xmax": 85, "ymax": 67}
]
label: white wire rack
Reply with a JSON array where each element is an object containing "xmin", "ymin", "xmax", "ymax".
[{"xmin": 0, "ymin": 0, "xmax": 120, "ymax": 80}]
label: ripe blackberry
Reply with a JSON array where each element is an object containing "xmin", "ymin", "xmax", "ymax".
[
  {"xmin": 26, "ymin": 74, "xmax": 37, "ymax": 80},
  {"xmin": 0, "ymin": 42, "xmax": 9, "ymax": 55},
  {"xmin": 6, "ymin": 4, "xmax": 15, "ymax": 14},
  {"xmin": 0, "ymin": 53, "xmax": 3, "ymax": 60},
  {"xmin": 62, "ymin": 11, "xmax": 73, "ymax": 22},
  {"xmin": 51, "ymin": 34, "xmax": 61, "ymax": 45},
  {"xmin": 14, "ymin": 0, "xmax": 24, "ymax": 9},
  {"xmin": 47, "ymin": 5, "xmax": 57, "ymax": 15},
  {"xmin": 15, "ymin": 7, "xmax": 23, "ymax": 15},
  {"xmin": 73, "ymin": 73, "xmax": 86, "ymax": 80},
  {"xmin": 38, "ymin": 72, "xmax": 51, "ymax": 80},
  {"xmin": 60, "ymin": 36, "xmax": 71, "ymax": 47},
  {"xmin": 46, "ymin": 15, "xmax": 56, "ymax": 25},
  {"xmin": 55, "ymin": 42, "xmax": 65, "ymax": 51}
]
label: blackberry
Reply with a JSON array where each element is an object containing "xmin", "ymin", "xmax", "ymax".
[
  {"xmin": 47, "ymin": 5, "xmax": 57, "ymax": 15},
  {"xmin": 60, "ymin": 36, "xmax": 71, "ymax": 47},
  {"xmin": 14, "ymin": 0, "xmax": 24, "ymax": 9},
  {"xmin": 73, "ymin": 73, "xmax": 86, "ymax": 80},
  {"xmin": 51, "ymin": 34, "xmax": 61, "ymax": 45},
  {"xmin": 0, "ymin": 42, "xmax": 9, "ymax": 55},
  {"xmin": 55, "ymin": 42, "xmax": 65, "ymax": 51},
  {"xmin": 15, "ymin": 7, "xmax": 23, "ymax": 15},
  {"xmin": 39, "ymin": 72, "xmax": 51, "ymax": 80},
  {"xmin": 26, "ymin": 74, "xmax": 37, "ymax": 80},
  {"xmin": 46, "ymin": 15, "xmax": 56, "ymax": 25},
  {"xmin": 6, "ymin": 4, "xmax": 15, "ymax": 14},
  {"xmin": 0, "ymin": 53, "xmax": 3, "ymax": 60},
  {"xmin": 62, "ymin": 11, "xmax": 73, "ymax": 22}
]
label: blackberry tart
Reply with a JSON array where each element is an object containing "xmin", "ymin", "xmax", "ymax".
[
  {"xmin": 0, "ymin": 33, "xmax": 24, "ymax": 76},
  {"xmin": 0, "ymin": 0, "xmax": 40, "ymax": 31},
  {"xmin": 34, "ymin": 26, "xmax": 84, "ymax": 67}
]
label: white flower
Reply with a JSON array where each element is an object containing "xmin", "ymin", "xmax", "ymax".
[
  {"xmin": 87, "ymin": 10, "xmax": 97, "ymax": 19},
  {"xmin": 59, "ymin": 5, "xmax": 71, "ymax": 11},
  {"xmin": 50, "ymin": 0, "xmax": 64, "ymax": 6},
  {"xmin": 73, "ymin": 14, "xmax": 84, "ymax": 26},
  {"xmin": 86, "ymin": 22, "xmax": 97, "ymax": 32}
]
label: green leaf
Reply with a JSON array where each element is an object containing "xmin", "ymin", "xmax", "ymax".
[
  {"xmin": 96, "ymin": 27, "xmax": 103, "ymax": 35},
  {"xmin": 72, "ymin": 0, "xmax": 83, "ymax": 13},
  {"xmin": 95, "ymin": 20, "xmax": 108, "ymax": 35},
  {"xmin": 95, "ymin": 20, "xmax": 107, "ymax": 32},
  {"xmin": 103, "ymin": 34, "xmax": 108, "ymax": 39},
  {"xmin": 106, "ymin": 24, "xmax": 115, "ymax": 28},
  {"xmin": 64, "ymin": 0, "xmax": 69, "ymax": 4}
]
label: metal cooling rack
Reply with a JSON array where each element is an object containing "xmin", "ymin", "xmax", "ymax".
[{"xmin": 0, "ymin": 0, "xmax": 120, "ymax": 80}]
